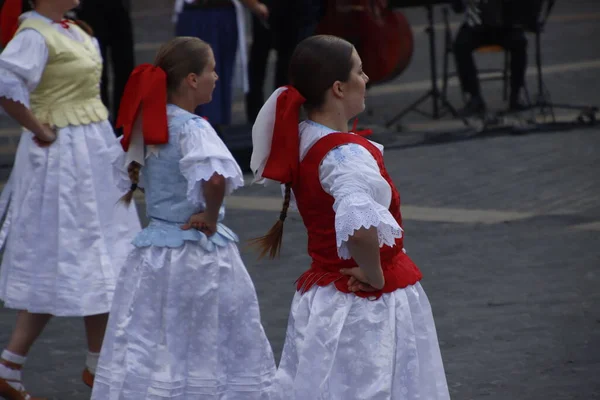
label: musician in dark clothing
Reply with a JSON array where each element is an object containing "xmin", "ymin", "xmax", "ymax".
[
  {"xmin": 271, "ymin": 0, "xmax": 324, "ymax": 87},
  {"xmin": 452, "ymin": 0, "xmax": 528, "ymax": 116},
  {"xmin": 246, "ymin": 0, "xmax": 273, "ymax": 123},
  {"xmin": 75, "ymin": 0, "xmax": 135, "ymax": 127},
  {"xmin": 245, "ymin": 0, "xmax": 323, "ymax": 123}
]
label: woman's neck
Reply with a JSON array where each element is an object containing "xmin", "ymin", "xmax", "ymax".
[
  {"xmin": 307, "ymin": 109, "xmax": 349, "ymax": 133},
  {"xmin": 34, "ymin": 4, "xmax": 66, "ymax": 23},
  {"xmin": 168, "ymin": 93, "xmax": 197, "ymax": 114}
]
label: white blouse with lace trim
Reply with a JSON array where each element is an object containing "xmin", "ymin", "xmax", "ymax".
[
  {"xmin": 178, "ymin": 117, "xmax": 245, "ymax": 207},
  {"xmin": 293, "ymin": 120, "xmax": 403, "ymax": 260},
  {"xmin": 0, "ymin": 11, "xmax": 101, "ymax": 114}
]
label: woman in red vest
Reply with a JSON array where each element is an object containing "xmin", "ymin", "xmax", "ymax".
[{"xmin": 250, "ymin": 35, "xmax": 451, "ymax": 399}]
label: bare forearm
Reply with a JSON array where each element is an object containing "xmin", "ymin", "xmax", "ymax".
[
  {"xmin": 0, "ymin": 98, "xmax": 46, "ymax": 137},
  {"xmin": 347, "ymin": 227, "xmax": 385, "ymax": 289},
  {"xmin": 202, "ymin": 173, "xmax": 226, "ymax": 223}
]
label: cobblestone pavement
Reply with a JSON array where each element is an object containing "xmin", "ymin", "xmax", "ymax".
[{"xmin": 0, "ymin": 0, "xmax": 599, "ymax": 399}]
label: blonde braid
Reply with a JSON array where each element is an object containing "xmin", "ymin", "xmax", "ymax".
[
  {"xmin": 249, "ymin": 183, "xmax": 292, "ymax": 259},
  {"xmin": 119, "ymin": 161, "xmax": 142, "ymax": 205}
]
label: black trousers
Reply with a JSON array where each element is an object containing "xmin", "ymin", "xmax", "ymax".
[
  {"xmin": 273, "ymin": 23, "xmax": 318, "ymax": 88},
  {"xmin": 453, "ymin": 23, "xmax": 527, "ymax": 99},
  {"xmin": 76, "ymin": 0, "xmax": 135, "ymax": 125},
  {"xmin": 272, "ymin": 0, "xmax": 323, "ymax": 88},
  {"xmin": 246, "ymin": 0, "xmax": 322, "ymax": 122},
  {"xmin": 246, "ymin": 15, "xmax": 273, "ymax": 123}
]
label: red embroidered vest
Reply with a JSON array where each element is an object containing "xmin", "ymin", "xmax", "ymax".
[{"xmin": 292, "ymin": 133, "xmax": 422, "ymax": 299}]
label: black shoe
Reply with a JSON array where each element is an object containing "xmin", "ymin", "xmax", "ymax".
[
  {"xmin": 458, "ymin": 95, "xmax": 486, "ymax": 117},
  {"xmin": 509, "ymin": 98, "xmax": 529, "ymax": 112}
]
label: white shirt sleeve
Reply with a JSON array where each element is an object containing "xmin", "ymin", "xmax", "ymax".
[
  {"xmin": 319, "ymin": 143, "xmax": 402, "ymax": 259},
  {"xmin": 0, "ymin": 29, "xmax": 48, "ymax": 113},
  {"xmin": 179, "ymin": 118, "xmax": 245, "ymax": 208}
]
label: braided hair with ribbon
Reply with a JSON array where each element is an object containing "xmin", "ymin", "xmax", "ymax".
[
  {"xmin": 116, "ymin": 36, "xmax": 212, "ymax": 204},
  {"xmin": 249, "ymin": 35, "xmax": 370, "ymax": 259}
]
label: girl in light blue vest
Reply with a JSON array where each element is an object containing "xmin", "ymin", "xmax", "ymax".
[{"xmin": 90, "ymin": 36, "xmax": 276, "ymax": 398}]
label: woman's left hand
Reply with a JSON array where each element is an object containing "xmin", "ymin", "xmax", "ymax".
[
  {"xmin": 181, "ymin": 212, "xmax": 216, "ymax": 236},
  {"xmin": 340, "ymin": 267, "xmax": 381, "ymax": 292},
  {"xmin": 33, "ymin": 124, "xmax": 57, "ymax": 147}
]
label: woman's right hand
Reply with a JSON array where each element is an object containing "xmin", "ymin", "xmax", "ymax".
[
  {"xmin": 250, "ymin": 2, "xmax": 269, "ymax": 20},
  {"xmin": 340, "ymin": 266, "xmax": 385, "ymax": 292},
  {"xmin": 33, "ymin": 124, "xmax": 57, "ymax": 147},
  {"xmin": 181, "ymin": 212, "xmax": 217, "ymax": 237}
]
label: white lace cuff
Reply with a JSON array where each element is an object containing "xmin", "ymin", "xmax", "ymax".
[
  {"xmin": 335, "ymin": 193, "xmax": 403, "ymax": 260},
  {"xmin": 181, "ymin": 159, "xmax": 244, "ymax": 208},
  {"xmin": 0, "ymin": 69, "xmax": 30, "ymax": 115},
  {"xmin": 178, "ymin": 117, "xmax": 244, "ymax": 207}
]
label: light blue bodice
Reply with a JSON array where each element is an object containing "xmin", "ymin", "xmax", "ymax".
[{"xmin": 132, "ymin": 105, "xmax": 238, "ymax": 250}]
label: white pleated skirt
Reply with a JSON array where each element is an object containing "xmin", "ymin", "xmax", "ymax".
[
  {"xmin": 0, "ymin": 121, "xmax": 141, "ymax": 316},
  {"xmin": 91, "ymin": 242, "xmax": 276, "ymax": 399},
  {"xmin": 273, "ymin": 283, "xmax": 451, "ymax": 400}
]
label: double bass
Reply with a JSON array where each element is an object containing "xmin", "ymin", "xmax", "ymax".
[{"xmin": 317, "ymin": 0, "xmax": 414, "ymax": 84}]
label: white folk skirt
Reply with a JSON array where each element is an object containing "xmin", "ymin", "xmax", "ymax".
[
  {"xmin": 273, "ymin": 283, "xmax": 451, "ymax": 399},
  {"xmin": 91, "ymin": 242, "xmax": 276, "ymax": 399},
  {"xmin": 0, "ymin": 121, "xmax": 141, "ymax": 316}
]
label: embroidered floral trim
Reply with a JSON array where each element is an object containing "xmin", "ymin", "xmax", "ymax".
[
  {"xmin": 181, "ymin": 158, "xmax": 244, "ymax": 208},
  {"xmin": 0, "ymin": 69, "xmax": 30, "ymax": 114},
  {"xmin": 335, "ymin": 194, "xmax": 402, "ymax": 260}
]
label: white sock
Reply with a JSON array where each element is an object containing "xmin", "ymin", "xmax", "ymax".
[
  {"xmin": 1, "ymin": 350, "xmax": 26, "ymax": 365},
  {"xmin": 85, "ymin": 351, "xmax": 100, "ymax": 375},
  {"xmin": 0, "ymin": 350, "xmax": 26, "ymax": 391}
]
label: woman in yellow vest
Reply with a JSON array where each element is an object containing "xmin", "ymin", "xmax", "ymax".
[{"xmin": 0, "ymin": 0, "xmax": 141, "ymax": 397}]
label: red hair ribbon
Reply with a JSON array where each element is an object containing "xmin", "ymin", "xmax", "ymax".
[
  {"xmin": 352, "ymin": 118, "xmax": 372, "ymax": 137},
  {"xmin": 0, "ymin": 0, "xmax": 22, "ymax": 47},
  {"xmin": 116, "ymin": 64, "xmax": 168, "ymax": 152},
  {"xmin": 261, "ymin": 85, "xmax": 306, "ymax": 184}
]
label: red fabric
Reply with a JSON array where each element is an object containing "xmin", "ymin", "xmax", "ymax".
[
  {"xmin": 293, "ymin": 133, "xmax": 422, "ymax": 299},
  {"xmin": 0, "ymin": 0, "xmax": 22, "ymax": 47},
  {"xmin": 352, "ymin": 118, "xmax": 372, "ymax": 137},
  {"xmin": 355, "ymin": 127, "xmax": 372, "ymax": 137},
  {"xmin": 261, "ymin": 86, "xmax": 306, "ymax": 184},
  {"xmin": 56, "ymin": 19, "xmax": 71, "ymax": 29},
  {"xmin": 116, "ymin": 64, "xmax": 169, "ymax": 151}
]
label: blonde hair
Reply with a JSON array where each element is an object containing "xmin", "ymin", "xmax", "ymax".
[
  {"xmin": 249, "ymin": 183, "xmax": 292, "ymax": 259},
  {"xmin": 119, "ymin": 161, "xmax": 142, "ymax": 205},
  {"xmin": 155, "ymin": 36, "xmax": 212, "ymax": 94},
  {"xmin": 120, "ymin": 37, "xmax": 212, "ymax": 205}
]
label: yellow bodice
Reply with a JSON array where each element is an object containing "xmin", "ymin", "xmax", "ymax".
[{"xmin": 16, "ymin": 18, "xmax": 108, "ymax": 127}]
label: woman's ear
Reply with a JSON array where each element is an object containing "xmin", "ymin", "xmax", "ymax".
[
  {"xmin": 331, "ymin": 80, "xmax": 344, "ymax": 99},
  {"xmin": 185, "ymin": 72, "xmax": 198, "ymax": 89}
]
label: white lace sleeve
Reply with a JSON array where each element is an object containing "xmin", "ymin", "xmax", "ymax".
[
  {"xmin": 179, "ymin": 118, "xmax": 245, "ymax": 207},
  {"xmin": 0, "ymin": 29, "xmax": 48, "ymax": 114},
  {"xmin": 320, "ymin": 143, "xmax": 402, "ymax": 259}
]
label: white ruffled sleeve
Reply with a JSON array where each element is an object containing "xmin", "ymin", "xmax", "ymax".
[
  {"xmin": 179, "ymin": 118, "xmax": 245, "ymax": 207},
  {"xmin": 320, "ymin": 143, "xmax": 403, "ymax": 260},
  {"xmin": 0, "ymin": 29, "xmax": 48, "ymax": 114}
]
